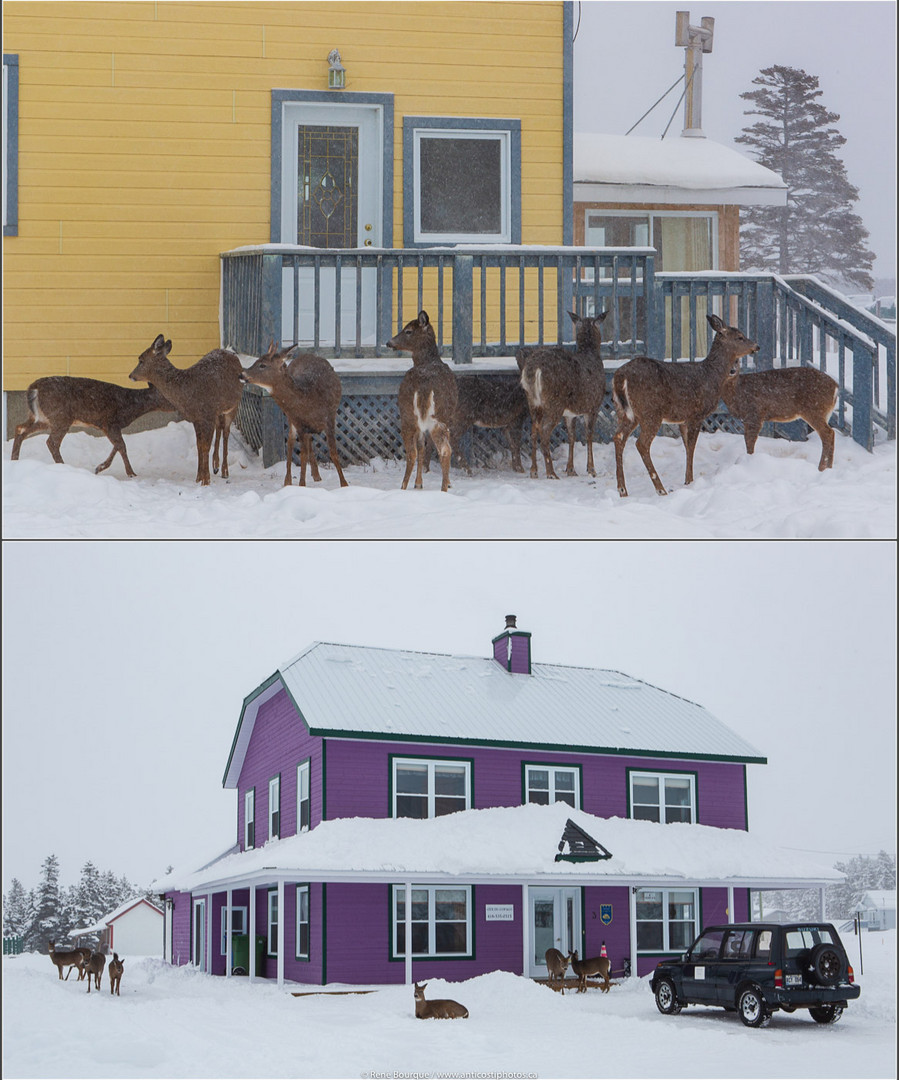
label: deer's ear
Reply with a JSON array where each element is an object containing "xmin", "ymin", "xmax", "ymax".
[
  {"xmin": 164, "ymin": 340, "xmax": 173, "ymax": 354},
  {"xmin": 152, "ymin": 334, "xmax": 165, "ymax": 348},
  {"xmin": 595, "ymin": 310, "xmax": 609, "ymax": 325},
  {"xmin": 418, "ymin": 310, "xmax": 431, "ymax": 327},
  {"xmin": 568, "ymin": 309, "xmax": 579, "ymax": 325},
  {"xmin": 707, "ymin": 314, "xmax": 727, "ymax": 333}
]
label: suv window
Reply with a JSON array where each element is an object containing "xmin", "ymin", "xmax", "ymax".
[
  {"xmin": 722, "ymin": 928, "xmax": 754, "ymax": 959},
  {"xmin": 755, "ymin": 929, "xmax": 773, "ymax": 958},
  {"xmin": 785, "ymin": 927, "xmax": 835, "ymax": 956},
  {"xmin": 689, "ymin": 929, "xmax": 725, "ymax": 960}
]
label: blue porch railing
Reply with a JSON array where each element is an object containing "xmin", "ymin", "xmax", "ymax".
[{"xmin": 221, "ymin": 246, "xmax": 895, "ymax": 468}]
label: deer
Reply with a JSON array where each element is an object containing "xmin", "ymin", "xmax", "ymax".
[
  {"xmin": 84, "ymin": 951, "xmax": 106, "ymax": 993},
  {"xmin": 129, "ymin": 335, "xmax": 243, "ymax": 485},
  {"xmin": 386, "ymin": 310, "xmax": 458, "ymax": 492},
  {"xmin": 544, "ymin": 947, "xmax": 572, "ymax": 994},
  {"xmin": 612, "ymin": 313, "xmax": 760, "ymax": 497},
  {"xmin": 108, "ymin": 952, "xmax": 124, "ymax": 996},
  {"xmin": 239, "ymin": 340, "xmax": 349, "ymax": 488},
  {"xmin": 48, "ymin": 941, "xmax": 86, "ymax": 981},
  {"xmin": 449, "ymin": 374, "xmax": 528, "ymax": 474},
  {"xmin": 517, "ymin": 310, "xmax": 608, "ymax": 480},
  {"xmin": 570, "ymin": 950, "xmax": 611, "ymax": 993},
  {"xmin": 720, "ymin": 365, "xmax": 839, "ymax": 471},
  {"xmin": 10, "ymin": 376, "xmax": 174, "ymax": 477},
  {"xmin": 413, "ymin": 982, "xmax": 469, "ymax": 1019}
]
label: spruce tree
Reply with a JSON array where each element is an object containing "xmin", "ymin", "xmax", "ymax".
[
  {"xmin": 27, "ymin": 854, "xmax": 63, "ymax": 953},
  {"xmin": 736, "ymin": 65, "xmax": 874, "ymax": 291},
  {"xmin": 2, "ymin": 878, "xmax": 31, "ymax": 939}
]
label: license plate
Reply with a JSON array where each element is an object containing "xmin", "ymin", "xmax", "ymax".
[{"xmin": 785, "ymin": 974, "xmax": 803, "ymax": 987}]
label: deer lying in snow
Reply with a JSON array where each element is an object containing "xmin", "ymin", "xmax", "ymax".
[
  {"xmin": 414, "ymin": 982, "xmax": 469, "ymax": 1019},
  {"xmin": 720, "ymin": 365, "xmax": 839, "ymax": 471}
]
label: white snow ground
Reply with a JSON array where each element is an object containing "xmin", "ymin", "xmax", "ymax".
[
  {"xmin": 2, "ymin": 931, "xmax": 894, "ymax": 1079},
  {"xmin": 3, "ymin": 417, "xmax": 895, "ymax": 539}
]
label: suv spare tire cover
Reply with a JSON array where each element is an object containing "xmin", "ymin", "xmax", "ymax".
[{"xmin": 807, "ymin": 942, "xmax": 845, "ymax": 986}]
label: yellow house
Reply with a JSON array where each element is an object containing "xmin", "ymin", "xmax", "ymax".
[{"xmin": 2, "ymin": 0, "xmax": 571, "ymax": 418}]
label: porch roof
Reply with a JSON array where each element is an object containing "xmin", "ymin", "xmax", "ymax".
[
  {"xmin": 573, "ymin": 132, "xmax": 788, "ymax": 207},
  {"xmin": 224, "ymin": 641, "xmax": 765, "ymax": 788},
  {"xmin": 155, "ymin": 803, "xmax": 841, "ymax": 894}
]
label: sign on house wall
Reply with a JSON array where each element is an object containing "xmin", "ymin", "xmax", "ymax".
[{"xmin": 485, "ymin": 904, "xmax": 515, "ymax": 922}]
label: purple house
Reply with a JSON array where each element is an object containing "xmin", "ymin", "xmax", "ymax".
[{"xmin": 158, "ymin": 616, "xmax": 839, "ymax": 987}]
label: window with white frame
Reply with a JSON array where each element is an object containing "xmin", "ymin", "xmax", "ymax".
[
  {"xmin": 394, "ymin": 885, "xmax": 472, "ymax": 958},
  {"xmin": 296, "ymin": 885, "xmax": 310, "ymax": 960},
  {"xmin": 629, "ymin": 771, "xmax": 695, "ymax": 824},
  {"xmin": 584, "ymin": 210, "xmax": 717, "ymax": 272},
  {"xmin": 635, "ymin": 888, "xmax": 697, "ymax": 952},
  {"xmin": 392, "ymin": 757, "xmax": 471, "ymax": 819},
  {"xmin": 297, "ymin": 760, "xmax": 310, "ymax": 833},
  {"xmin": 524, "ymin": 765, "xmax": 580, "ymax": 808},
  {"xmin": 268, "ymin": 775, "xmax": 280, "ymax": 840},
  {"xmin": 220, "ymin": 906, "xmax": 247, "ymax": 955},
  {"xmin": 404, "ymin": 117, "xmax": 520, "ymax": 246},
  {"xmin": 267, "ymin": 890, "xmax": 279, "ymax": 956},
  {"xmin": 244, "ymin": 789, "xmax": 255, "ymax": 850}
]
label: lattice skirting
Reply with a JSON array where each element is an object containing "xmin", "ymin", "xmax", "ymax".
[{"xmin": 236, "ymin": 387, "xmax": 812, "ymax": 471}]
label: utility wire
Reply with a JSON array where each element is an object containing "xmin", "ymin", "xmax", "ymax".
[{"xmin": 625, "ymin": 73, "xmax": 684, "ymax": 136}]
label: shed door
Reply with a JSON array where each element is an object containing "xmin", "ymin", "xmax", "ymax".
[{"xmin": 279, "ymin": 103, "xmax": 383, "ymax": 346}]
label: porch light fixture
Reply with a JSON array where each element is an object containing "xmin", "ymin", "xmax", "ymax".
[{"xmin": 327, "ymin": 49, "xmax": 346, "ymax": 90}]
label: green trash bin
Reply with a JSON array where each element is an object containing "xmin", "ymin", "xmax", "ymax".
[{"xmin": 230, "ymin": 934, "xmax": 267, "ymax": 975}]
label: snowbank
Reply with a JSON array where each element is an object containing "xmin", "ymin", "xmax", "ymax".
[{"xmin": 3, "ymin": 419, "xmax": 894, "ymax": 539}]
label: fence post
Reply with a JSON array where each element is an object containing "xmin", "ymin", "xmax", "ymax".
[
  {"xmin": 261, "ymin": 393, "xmax": 286, "ymax": 469},
  {"xmin": 755, "ymin": 279, "xmax": 776, "ymax": 369},
  {"xmin": 452, "ymin": 254, "xmax": 473, "ymax": 364},
  {"xmin": 260, "ymin": 253, "xmax": 283, "ymax": 357},
  {"xmin": 851, "ymin": 341, "xmax": 876, "ymax": 451}
]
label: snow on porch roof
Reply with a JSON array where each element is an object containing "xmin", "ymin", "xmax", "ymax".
[
  {"xmin": 573, "ymin": 132, "xmax": 787, "ymax": 207},
  {"xmin": 157, "ymin": 803, "xmax": 841, "ymax": 894},
  {"xmin": 223, "ymin": 641, "xmax": 765, "ymax": 788}
]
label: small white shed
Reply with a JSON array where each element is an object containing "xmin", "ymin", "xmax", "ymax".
[
  {"xmin": 71, "ymin": 897, "xmax": 164, "ymax": 957},
  {"xmin": 857, "ymin": 890, "xmax": 896, "ymax": 931}
]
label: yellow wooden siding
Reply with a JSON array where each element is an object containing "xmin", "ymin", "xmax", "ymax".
[{"xmin": 2, "ymin": 1, "xmax": 565, "ymax": 388}]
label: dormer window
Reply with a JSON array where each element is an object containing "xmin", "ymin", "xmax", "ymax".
[
  {"xmin": 391, "ymin": 756, "xmax": 471, "ymax": 819},
  {"xmin": 524, "ymin": 764, "xmax": 580, "ymax": 809}
]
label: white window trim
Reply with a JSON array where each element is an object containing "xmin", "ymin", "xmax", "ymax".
[
  {"xmin": 413, "ymin": 128, "xmax": 511, "ymax": 244},
  {"xmin": 244, "ymin": 789, "xmax": 255, "ymax": 850},
  {"xmin": 268, "ymin": 775, "xmax": 280, "ymax": 841},
  {"xmin": 524, "ymin": 764, "xmax": 581, "ymax": 809},
  {"xmin": 220, "ymin": 906, "xmax": 247, "ymax": 955},
  {"xmin": 392, "ymin": 757, "xmax": 471, "ymax": 819},
  {"xmin": 394, "ymin": 884, "xmax": 472, "ymax": 958},
  {"xmin": 267, "ymin": 890, "xmax": 279, "ymax": 957},
  {"xmin": 630, "ymin": 770, "xmax": 696, "ymax": 825},
  {"xmin": 297, "ymin": 761, "xmax": 310, "ymax": 834},
  {"xmin": 636, "ymin": 886, "xmax": 699, "ymax": 953},
  {"xmin": 296, "ymin": 885, "xmax": 310, "ymax": 960}
]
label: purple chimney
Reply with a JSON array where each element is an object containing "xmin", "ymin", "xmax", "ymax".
[{"xmin": 492, "ymin": 614, "xmax": 532, "ymax": 675}]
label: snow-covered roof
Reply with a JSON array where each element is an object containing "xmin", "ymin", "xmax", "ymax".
[
  {"xmin": 224, "ymin": 640, "xmax": 765, "ymax": 788},
  {"xmin": 156, "ymin": 803, "xmax": 841, "ymax": 894},
  {"xmin": 573, "ymin": 132, "xmax": 787, "ymax": 206},
  {"xmin": 68, "ymin": 896, "xmax": 163, "ymax": 937},
  {"xmin": 859, "ymin": 890, "xmax": 896, "ymax": 909}
]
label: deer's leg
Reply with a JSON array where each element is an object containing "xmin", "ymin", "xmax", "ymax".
[
  {"xmin": 307, "ymin": 434, "xmax": 323, "ymax": 483},
  {"xmin": 539, "ymin": 416, "xmax": 560, "ymax": 480},
  {"xmin": 634, "ymin": 423, "xmax": 667, "ymax": 495},
  {"xmin": 284, "ymin": 423, "xmax": 296, "ymax": 486},
  {"xmin": 212, "ymin": 419, "xmax": 222, "ymax": 475},
  {"xmin": 97, "ymin": 428, "xmax": 136, "ymax": 477},
  {"xmin": 325, "ymin": 418, "xmax": 349, "ymax": 487},
  {"xmin": 564, "ymin": 416, "xmax": 578, "ymax": 476},
  {"xmin": 11, "ymin": 417, "xmax": 49, "ymax": 460},
  {"xmin": 509, "ymin": 420, "xmax": 525, "ymax": 473},
  {"xmin": 527, "ymin": 409, "xmax": 541, "ymax": 478},
  {"xmin": 400, "ymin": 421, "xmax": 417, "ymax": 490},
  {"xmin": 613, "ymin": 416, "xmax": 637, "ymax": 497},
  {"xmin": 220, "ymin": 411, "xmax": 236, "ymax": 479},
  {"xmin": 742, "ymin": 416, "xmax": 762, "ymax": 455},
  {"xmin": 194, "ymin": 422, "xmax": 213, "ymax": 485},
  {"xmin": 681, "ymin": 420, "xmax": 703, "ymax": 485},
  {"xmin": 584, "ymin": 411, "xmax": 598, "ymax": 477},
  {"xmin": 414, "ymin": 430, "xmax": 427, "ymax": 489},
  {"xmin": 814, "ymin": 420, "xmax": 835, "ymax": 470},
  {"xmin": 433, "ymin": 424, "xmax": 453, "ymax": 492},
  {"xmin": 46, "ymin": 428, "xmax": 67, "ymax": 465}
]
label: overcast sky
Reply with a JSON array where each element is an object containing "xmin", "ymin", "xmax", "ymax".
[
  {"xmin": 573, "ymin": 0, "xmax": 897, "ymax": 281},
  {"xmin": 2, "ymin": 540, "xmax": 895, "ymax": 896}
]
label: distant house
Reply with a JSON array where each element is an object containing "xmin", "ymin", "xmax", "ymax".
[
  {"xmin": 70, "ymin": 897, "xmax": 164, "ymax": 957},
  {"xmin": 157, "ymin": 616, "xmax": 843, "ymax": 988},
  {"xmin": 857, "ymin": 890, "xmax": 896, "ymax": 931}
]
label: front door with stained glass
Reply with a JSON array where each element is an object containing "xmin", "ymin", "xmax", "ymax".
[{"xmin": 298, "ymin": 126, "xmax": 359, "ymax": 249}]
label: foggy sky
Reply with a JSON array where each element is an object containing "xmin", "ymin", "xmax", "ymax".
[
  {"xmin": 2, "ymin": 540, "xmax": 895, "ymax": 895},
  {"xmin": 573, "ymin": 0, "xmax": 897, "ymax": 281}
]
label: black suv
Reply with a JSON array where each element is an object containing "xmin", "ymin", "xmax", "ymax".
[{"xmin": 650, "ymin": 922, "xmax": 860, "ymax": 1028}]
